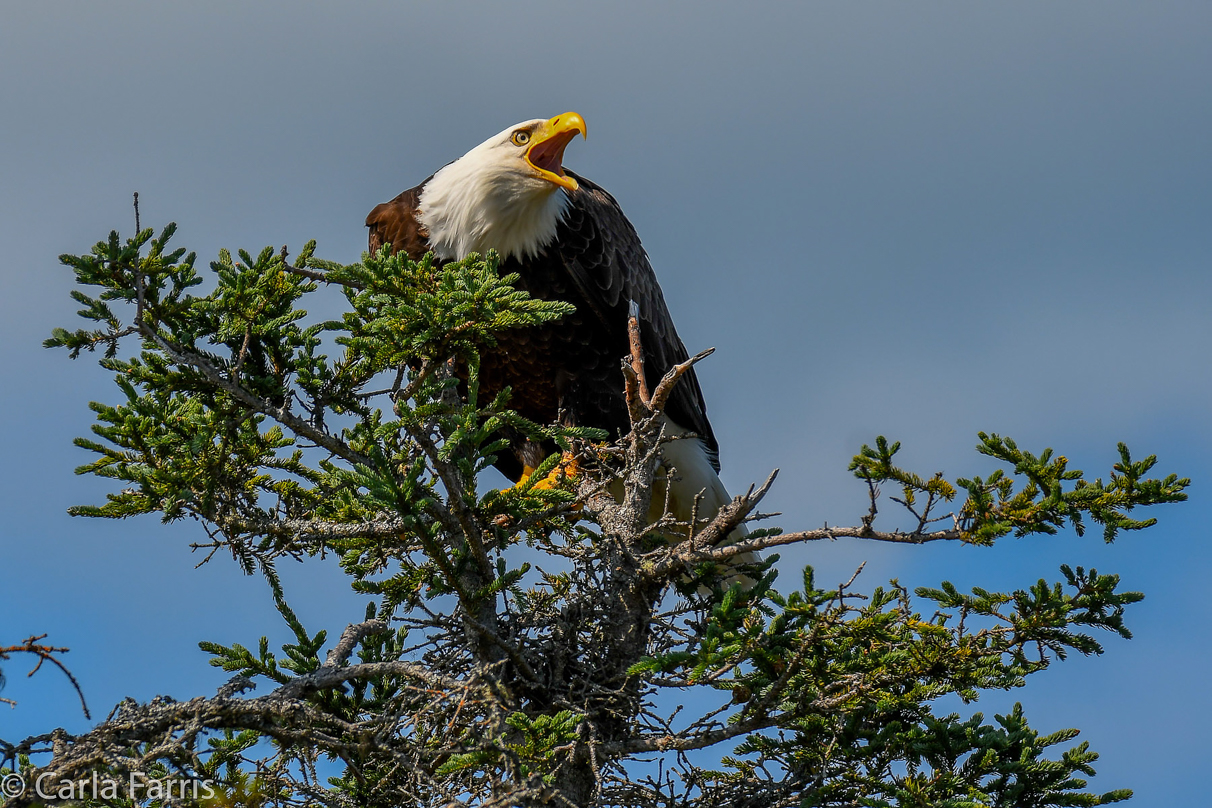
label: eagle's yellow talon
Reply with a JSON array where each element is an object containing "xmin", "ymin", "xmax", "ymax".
[
  {"xmin": 517, "ymin": 464, "xmax": 538, "ymax": 487},
  {"xmin": 515, "ymin": 452, "xmax": 579, "ymax": 492}
]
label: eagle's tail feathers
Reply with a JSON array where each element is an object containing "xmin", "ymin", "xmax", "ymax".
[{"xmin": 660, "ymin": 424, "xmax": 761, "ymax": 590}]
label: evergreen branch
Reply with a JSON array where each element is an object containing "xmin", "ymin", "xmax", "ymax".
[
  {"xmin": 138, "ymin": 324, "xmax": 373, "ymax": 469},
  {"xmin": 850, "ymin": 434, "xmax": 1188, "ymax": 546},
  {"xmin": 23, "ymin": 221, "xmax": 1179, "ymax": 808},
  {"xmin": 207, "ymin": 514, "xmax": 414, "ymax": 545}
]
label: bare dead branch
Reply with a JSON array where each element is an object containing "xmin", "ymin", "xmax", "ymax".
[
  {"xmin": 649, "ymin": 348, "xmax": 715, "ymax": 415},
  {"xmin": 0, "ymin": 635, "xmax": 89, "ymax": 720},
  {"xmin": 626, "ymin": 301, "xmax": 651, "ymax": 407}
]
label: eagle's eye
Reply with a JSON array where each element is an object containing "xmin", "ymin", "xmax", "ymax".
[{"xmin": 511, "ymin": 131, "xmax": 531, "ymax": 146}]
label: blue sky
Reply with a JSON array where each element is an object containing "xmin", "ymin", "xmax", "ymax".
[{"xmin": 2, "ymin": 2, "xmax": 1209, "ymax": 803}]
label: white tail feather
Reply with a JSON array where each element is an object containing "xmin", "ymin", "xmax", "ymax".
[{"xmin": 656, "ymin": 421, "xmax": 761, "ymax": 587}]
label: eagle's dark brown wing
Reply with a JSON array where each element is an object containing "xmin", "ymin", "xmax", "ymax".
[
  {"xmin": 365, "ymin": 171, "xmax": 720, "ymax": 473},
  {"xmin": 365, "ymin": 177, "xmax": 433, "ymax": 259},
  {"xmin": 554, "ymin": 171, "xmax": 720, "ymax": 470}
]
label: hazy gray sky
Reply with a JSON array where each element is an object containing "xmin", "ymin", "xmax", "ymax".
[{"xmin": 2, "ymin": 3, "xmax": 1209, "ymax": 802}]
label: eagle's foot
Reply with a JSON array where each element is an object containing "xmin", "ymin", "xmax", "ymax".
[{"xmin": 518, "ymin": 452, "xmax": 580, "ymax": 491}]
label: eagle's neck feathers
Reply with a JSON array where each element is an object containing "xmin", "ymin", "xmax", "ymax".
[{"xmin": 417, "ymin": 147, "xmax": 569, "ymax": 262}]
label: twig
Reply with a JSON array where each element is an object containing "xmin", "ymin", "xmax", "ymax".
[
  {"xmin": 278, "ymin": 245, "xmax": 365, "ymax": 290},
  {"xmin": 650, "ymin": 348, "xmax": 715, "ymax": 414},
  {"xmin": 0, "ymin": 635, "xmax": 90, "ymax": 720}
]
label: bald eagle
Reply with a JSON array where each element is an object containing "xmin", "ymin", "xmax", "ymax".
[{"xmin": 367, "ymin": 112, "xmax": 750, "ymax": 563}]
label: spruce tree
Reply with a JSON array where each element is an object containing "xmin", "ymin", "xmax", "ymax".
[{"xmin": 0, "ymin": 219, "xmax": 1188, "ymax": 807}]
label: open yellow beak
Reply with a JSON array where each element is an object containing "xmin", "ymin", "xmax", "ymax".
[{"xmin": 526, "ymin": 112, "xmax": 587, "ymax": 191}]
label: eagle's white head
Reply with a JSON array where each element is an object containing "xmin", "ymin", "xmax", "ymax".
[{"xmin": 417, "ymin": 112, "xmax": 588, "ymax": 262}]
